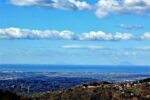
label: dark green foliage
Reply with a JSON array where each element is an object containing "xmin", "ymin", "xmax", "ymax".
[
  {"xmin": 0, "ymin": 90, "xmax": 33, "ymax": 100},
  {"xmin": 0, "ymin": 90, "xmax": 21, "ymax": 100}
]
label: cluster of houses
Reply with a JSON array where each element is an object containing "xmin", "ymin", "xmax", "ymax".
[{"xmin": 81, "ymin": 79, "xmax": 150, "ymax": 99}]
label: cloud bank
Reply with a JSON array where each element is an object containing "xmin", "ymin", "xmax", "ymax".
[
  {"xmin": 9, "ymin": 0, "xmax": 91, "ymax": 10},
  {"xmin": 0, "ymin": 27, "xmax": 74, "ymax": 40},
  {"xmin": 95, "ymin": 0, "xmax": 150, "ymax": 18},
  {"xmin": 0, "ymin": 27, "xmax": 150, "ymax": 41},
  {"xmin": 8, "ymin": 0, "xmax": 150, "ymax": 18}
]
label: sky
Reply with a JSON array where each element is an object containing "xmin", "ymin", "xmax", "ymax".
[{"xmin": 0, "ymin": 0, "xmax": 150, "ymax": 65}]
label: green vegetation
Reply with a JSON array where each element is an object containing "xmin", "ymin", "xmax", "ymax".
[{"xmin": 0, "ymin": 78, "xmax": 150, "ymax": 100}]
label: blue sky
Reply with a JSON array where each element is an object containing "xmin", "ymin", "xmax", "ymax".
[{"xmin": 0, "ymin": 0, "xmax": 150, "ymax": 65}]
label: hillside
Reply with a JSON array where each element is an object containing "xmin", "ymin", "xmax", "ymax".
[
  {"xmin": 31, "ymin": 78, "xmax": 150, "ymax": 100},
  {"xmin": 0, "ymin": 78, "xmax": 150, "ymax": 100}
]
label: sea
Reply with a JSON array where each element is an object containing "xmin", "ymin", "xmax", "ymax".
[{"xmin": 0, "ymin": 64, "xmax": 150, "ymax": 82}]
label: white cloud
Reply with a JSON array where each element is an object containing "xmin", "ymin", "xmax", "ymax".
[
  {"xmin": 140, "ymin": 32, "xmax": 150, "ymax": 40},
  {"xmin": 118, "ymin": 24, "xmax": 143, "ymax": 30},
  {"xmin": 9, "ymin": 0, "xmax": 91, "ymax": 10},
  {"xmin": 115, "ymin": 51, "xmax": 138, "ymax": 57},
  {"xmin": 95, "ymin": 0, "xmax": 150, "ymax": 18},
  {"xmin": 114, "ymin": 32, "xmax": 133, "ymax": 40},
  {"xmin": 8, "ymin": 0, "xmax": 150, "ymax": 18},
  {"xmin": 134, "ymin": 46, "xmax": 150, "ymax": 50},
  {"xmin": 0, "ymin": 27, "xmax": 150, "ymax": 41},
  {"xmin": 79, "ymin": 31, "xmax": 133, "ymax": 41},
  {"xmin": 62, "ymin": 45, "xmax": 104, "ymax": 50},
  {"xmin": 68, "ymin": 0, "xmax": 91, "ymax": 10},
  {"xmin": 9, "ymin": 0, "xmax": 39, "ymax": 6},
  {"xmin": 79, "ymin": 31, "xmax": 113, "ymax": 40},
  {"xmin": 95, "ymin": 0, "xmax": 121, "ymax": 18},
  {"xmin": 0, "ymin": 27, "xmax": 26, "ymax": 38},
  {"xmin": 0, "ymin": 27, "xmax": 74, "ymax": 40},
  {"xmin": 59, "ymin": 30, "xmax": 74, "ymax": 40}
]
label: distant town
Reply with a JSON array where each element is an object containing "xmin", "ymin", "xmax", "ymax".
[{"xmin": 0, "ymin": 71, "xmax": 149, "ymax": 94}]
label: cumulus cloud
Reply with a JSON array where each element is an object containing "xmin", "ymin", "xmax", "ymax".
[
  {"xmin": 95, "ymin": 0, "xmax": 121, "ymax": 18},
  {"xmin": 8, "ymin": 0, "xmax": 150, "ymax": 18},
  {"xmin": 0, "ymin": 27, "xmax": 74, "ymax": 40},
  {"xmin": 114, "ymin": 32, "xmax": 133, "ymax": 40},
  {"xmin": 62, "ymin": 45, "xmax": 104, "ymax": 50},
  {"xmin": 118, "ymin": 24, "xmax": 143, "ymax": 30},
  {"xmin": 95, "ymin": 0, "xmax": 150, "ymax": 18},
  {"xmin": 79, "ymin": 31, "xmax": 133, "ymax": 41},
  {"xmin": 140, "ymin": 32, "xmax": 150, "ymax": 40},
  {"xmin": 9, "ymin": 0, "xmax": 91, "ymax": 10},
  {"xmin": 79, "ymin": 31, "xmax": 113, "ymax": 41},
  {"xmin": 0, "ymin": 27, "xmax": 149, "ymax": 41}
]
